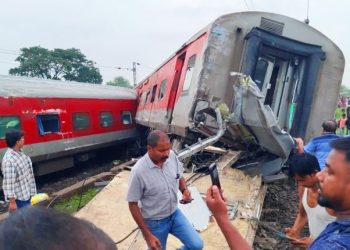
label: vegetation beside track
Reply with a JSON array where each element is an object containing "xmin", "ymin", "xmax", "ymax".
[{"xmin": 53, "ymin": 187, "xmax": 99, "ymax": 214}]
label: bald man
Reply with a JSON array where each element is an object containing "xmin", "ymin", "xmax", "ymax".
[
  {"xmin": 294, "ymin": 120, "xmax": 339, "ymax": 169},
  {"xmin": 127, "ymin": 130, "xmax": 203, "ymax": 250}
]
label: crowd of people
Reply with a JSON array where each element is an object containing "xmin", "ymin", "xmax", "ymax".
[{"xmin": 1, "ymin": 124, "xmax": 350, "ymax": 249}]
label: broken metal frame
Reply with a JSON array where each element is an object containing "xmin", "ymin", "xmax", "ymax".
[{"xmin": 176, "ymin": 108, "xmax": 225, "ymax": 162}]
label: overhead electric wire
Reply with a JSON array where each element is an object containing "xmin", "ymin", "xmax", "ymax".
[
  {"xmin": 0, "ymin": 49, "xmax": 19, "ymax": 56},
  {"xmin": 242, "ymin": 0, "xmax": 250, "ymax": 10},
  {"xmin": 0, "ymin": 61, "xmax": 18, "ymax": 65}
]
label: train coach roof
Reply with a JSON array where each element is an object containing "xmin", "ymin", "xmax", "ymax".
[{"xmin": 0, "ymin": 75, "xmax": 137, "ymax": 99}]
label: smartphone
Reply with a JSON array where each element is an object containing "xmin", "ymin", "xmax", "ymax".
[{"xmin": 209, "ymin": 163, "xmax": 221, "ymax": 190}]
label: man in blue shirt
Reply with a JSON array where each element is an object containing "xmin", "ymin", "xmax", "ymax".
[
  {"xmin": 308, "ymin": 137, "xmax": 350, "ymax": 249},
  {"xmin": 295, "ymin": 120, "xmax": 339, "ymax": 169}
]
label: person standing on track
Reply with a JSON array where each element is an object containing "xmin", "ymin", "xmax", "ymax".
[{"xmin": 285, "ymin": 153, "xmax": 336, "ymax": 248}]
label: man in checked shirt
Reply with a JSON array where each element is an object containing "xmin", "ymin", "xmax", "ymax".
[{"xmin": 1, "ymin": 129, "xmax": 37, "ymax": 212}]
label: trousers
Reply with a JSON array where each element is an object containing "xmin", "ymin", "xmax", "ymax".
[
  {"xmin": 145, "ymin": 208, "xmax": 203, "ymax": 250},
  {"xmin": 15, "ymin": 199, "xmax": 31, "ymax": 209}
]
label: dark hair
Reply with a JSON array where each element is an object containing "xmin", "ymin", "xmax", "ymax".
[
  {"xmin": 0, "ymin": 207, "xmax": 117, "ymax": 250},
  {"xmin": 330, "ymin": 137, "xmax": 350, "ymax": 162},
  {"xmin": 288, "ymin": 153, "xmax": 320, "ymax": 178},
  {"xmin": 147, "ymin": 130, "xmax": 169, "ymax": 147},
  {"xmin": 5, "ymin": 129, "xmax": 24, "ymax": 148},
  {"xmin": 322, "ymin": 120, "xmax": 337, "ymax": 133}
]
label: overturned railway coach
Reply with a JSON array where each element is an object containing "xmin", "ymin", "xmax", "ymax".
[
  {"xmin": 135, "ymin": 12, "xmax": 345, "ymax": 172},
  {"xmin": 0, "ymin": 76, "xmax": 138, "ymax": 175}
]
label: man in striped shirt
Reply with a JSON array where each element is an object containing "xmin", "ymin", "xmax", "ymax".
[{"xmin": 1, "ymin": 129, "xmax": 37, "ymax": 212}]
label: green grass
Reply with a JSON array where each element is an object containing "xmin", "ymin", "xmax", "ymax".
[{"xmin": 53, "ymin": 187, "xmax": 99, "ymax": 214}]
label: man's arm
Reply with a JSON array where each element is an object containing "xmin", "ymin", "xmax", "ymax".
[
  {"xmin": 28, "ymin": 159, "xmax": 37, "ymax": 196},
  {"xmin": 2, "ymin": 160, "xmax": 17, "ymax": 212},
  {"xmin": 179, "ymin": 177, "xmax": 192, "ymax": 202},
  {"xmin": 294, "ymin": 138, "xmax": 305, "ymax": 153},
  {"xmin": 128, "ymin": 202, "xmax": 161, "ymax": 250},
  {"xmin": 285, "ymin": 198, "xmax": 308, "ymax": 238},
  {"xmin": 206, "ymin": 186, "xmax": 252, "ymax": 250}
]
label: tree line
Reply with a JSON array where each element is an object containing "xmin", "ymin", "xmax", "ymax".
[{"xmin": 9, "ymin": 46, "xmax": 132, "ymax": 88}]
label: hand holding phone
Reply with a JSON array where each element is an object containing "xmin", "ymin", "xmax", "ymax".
[
  {"xmin": 209, "ymin": 163, "xmax": 224, "ymax": 199},
  {"xmin": 179, "ymin": 198, "xmax": 194, "ymax": 204}
]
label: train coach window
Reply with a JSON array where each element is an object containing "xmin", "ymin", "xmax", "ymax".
[
  {"xmin": 158, "ymin": 79, "xmax": 166, "ymax": 100},
  {"xmin": 37, "ymin": 114, "xmax": 60, "ymax": 135},
  {"xmin": 182, "ymin": 54, "xmax": 196, "ymax": 93},
  {"xmin": 253, "ymin": 57, "xmax": 269, "ymax": 90},
  {"xmin": 145, "ymin": 90, "xmax": 150, "ymax": 104},
  {"xmin": 121, "ymin": 111, "xmax": 132, "ymax": 125},
  {"xmin": 0, "ymin": 116, "xmax": 21, "ymax": 139},
  {"xmin": 150, "ymin": 85, "xmax": 157, "ymax": 103},
  {"xmin": 100, "ymin": 112, "xmax": 113, "ymax": 127},
  {"xmin": 73, "ymin": 113, "xmax": 90, "ymax": 130}
]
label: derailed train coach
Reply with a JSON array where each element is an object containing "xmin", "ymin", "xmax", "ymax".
[
  {"xmin": 0, "ymin": 76, "xmax": 139, "ymax": 176},
  {"xmin": 135, "ymin": 12, "xmax": 345, "ymax": 174}
]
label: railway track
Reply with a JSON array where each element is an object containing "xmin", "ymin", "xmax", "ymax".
[
  {"xmin": 0, "ymin": 146, "xmax": 304, "ymax": 249},
  {"xmin": 0, "ymin": 145, "xmax": 135, "ymax": 214}
]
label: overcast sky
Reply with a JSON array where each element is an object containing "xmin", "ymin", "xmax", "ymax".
[{"xmin": 0, "ymin": 0, "xmax": 348, "ymax": 87}]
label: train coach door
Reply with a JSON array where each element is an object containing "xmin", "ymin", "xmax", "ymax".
[
  {"xmin": 253, "ymin": 54, "xmax": 301, "ymax": 130},
  {"xmin": 166, "ymin": 53, "xmax": 186, "ymax": 124},
  {"xmin": 242, "ymin": 27, "xmax": 325, "ymax": 136}
]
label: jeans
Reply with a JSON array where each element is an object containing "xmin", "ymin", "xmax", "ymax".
[
  {"xmin": 15, "ymin": 199, "xmax": 31, "ymax": 209},
  {"xmin": 145, "ymin": 208, "xmax": 203, "ymax": 250}
]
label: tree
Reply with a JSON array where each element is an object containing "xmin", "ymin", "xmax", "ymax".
[
  {"xmin": 107, "ymin": 76, "xmax": 133, "ymax": 88},
  {"xmin": 9, "ymin": 46, "xmax": 102, "ymax": 84},
  {"xmin": 340, "ymin": 85, "xmax": 350, "ymax": 96}
]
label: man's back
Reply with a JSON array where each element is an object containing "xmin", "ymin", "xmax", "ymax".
[{"xmin": 304, "ymin": 133, "xmax": 339, "ymax": 169}]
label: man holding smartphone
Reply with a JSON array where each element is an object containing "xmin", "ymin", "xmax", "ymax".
[
  {"xmin": 206, "ymin": 137, "xmax": 350, "ymax": 249},
  {"xmin": 127, "ymin": 130, "xmax": 203, "ymax": 250}
]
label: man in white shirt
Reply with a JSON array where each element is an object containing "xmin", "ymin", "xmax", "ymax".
[{"xmin": 285, "ymin": 153, "xmax": 335, "ymax": 248}]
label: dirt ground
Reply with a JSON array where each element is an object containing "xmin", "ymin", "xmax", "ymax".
[
  {"xmin": 253, "ymin": 178, "xmax": 309, "ymax": 250},
  {"xmin": 0, "ymin": 154, "xmax": 309, "ymax": 250}
]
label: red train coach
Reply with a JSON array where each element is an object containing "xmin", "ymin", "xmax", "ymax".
[
  {"xmin": 135, "ymin": 12, "xmax": 344, "ymax": 173},
  {"xmin": 0, "ymin": 75, "xmax": 138, "ymax": 175}
]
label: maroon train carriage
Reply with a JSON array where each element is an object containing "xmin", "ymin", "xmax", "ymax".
[
  {"xmin": 0, "ymin": 75, "xmax": 139, "ymax": 176},
  {"xmin": 135, "ymin": 12, "xmax": 344, "ymax": 175}
]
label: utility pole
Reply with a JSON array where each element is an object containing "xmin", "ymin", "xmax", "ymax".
[
  {"xmin": 132, "ymin": 62, "xmax": 140, "ymax": 86},
  {"xmin": 116, "ymin": 62, "xmax": 140, "ymax": 86}
]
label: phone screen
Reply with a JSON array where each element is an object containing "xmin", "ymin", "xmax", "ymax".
[{"xmin": 209, "ymin": 163, "xmax": 221, "ymax": 189}]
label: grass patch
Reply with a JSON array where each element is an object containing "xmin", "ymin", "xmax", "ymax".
[{"xmin": 53, "ymin": 187, "xmax": 99, "ymax": 214}]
